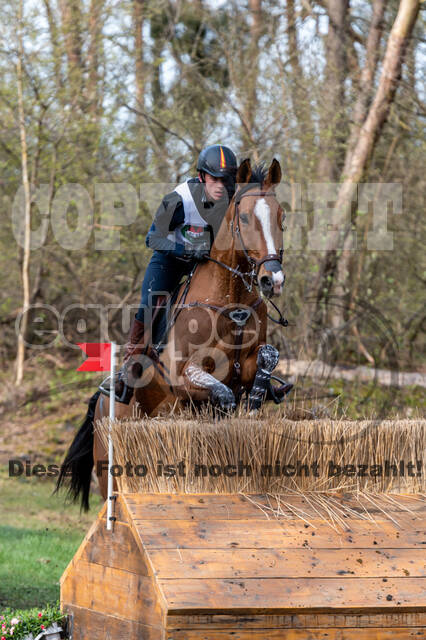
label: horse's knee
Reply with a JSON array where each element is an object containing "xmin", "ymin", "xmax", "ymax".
[
  {"xmin": 184, "ymin": 363, "xmax": 236, "ymax": 411},
  {"xmin": 257, "ymin": 344, "xmax": 279, "ymax": 372}
]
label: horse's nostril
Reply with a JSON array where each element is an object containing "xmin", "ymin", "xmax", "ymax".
[{"xmin": 260, "ymin": 275, "xmax": 273, "ymax": 290}]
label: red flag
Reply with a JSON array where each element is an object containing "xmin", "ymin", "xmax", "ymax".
[{"xmin": 77, "ymin": 343, "xmax": 112, "ymax": 372}]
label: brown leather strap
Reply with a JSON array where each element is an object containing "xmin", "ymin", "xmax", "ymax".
[
  {"xmin": 180, "ymin": 297, "xmax": 263, "ymax": 396},
  {"xmin": 183, "ymin": 296, "xmax": 262, "ymax": 316}
]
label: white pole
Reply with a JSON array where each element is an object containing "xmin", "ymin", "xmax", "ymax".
[{"xmin": 107, "ymin": 341, "xmax": 116, "ymax": 531}]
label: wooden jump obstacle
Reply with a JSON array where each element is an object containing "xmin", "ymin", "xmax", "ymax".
[{"xmin": 61, "ymin": 492, "xmax": 426, "ymax": 639}]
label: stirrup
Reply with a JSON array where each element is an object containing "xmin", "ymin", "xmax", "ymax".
[{"xmin": 266, "ymin": 375, "xmax": 293, "ymax": 404}]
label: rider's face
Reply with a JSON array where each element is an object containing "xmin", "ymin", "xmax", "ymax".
[{"xmin": 202, "ymin": 173, "xmax": 226, "ymax": 201}]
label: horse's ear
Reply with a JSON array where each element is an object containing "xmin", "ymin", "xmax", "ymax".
[
  {"xmin": 264, "ymin": 158, "xmax": 282, "ymax": 189},
  {"xmin": 236, "ymin": 158, "xmax": 252, "ymax": 185}
]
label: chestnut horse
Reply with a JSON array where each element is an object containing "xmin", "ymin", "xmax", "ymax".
[{"xmin": 56, "ymin": 158, "xmax": 292, "ymax": 509}]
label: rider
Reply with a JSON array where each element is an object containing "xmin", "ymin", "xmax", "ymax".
[{"xmin": 115, "ymin": 144, "xmax": 238, "ymax": 402}]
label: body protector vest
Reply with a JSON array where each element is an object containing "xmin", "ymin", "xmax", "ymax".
[{"xmin": 167, "ymin": 181, "xmax": 212, "ymax": 251}]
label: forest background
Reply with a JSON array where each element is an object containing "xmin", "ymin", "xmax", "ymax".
[{"xmin": 0, "ymin": 0, "xmax": 424, "ymax": 386}]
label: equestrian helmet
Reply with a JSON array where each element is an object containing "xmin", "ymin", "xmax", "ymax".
[{"xmin": 197, "ymin": 145, "xmax": 237, "ymax": 179}]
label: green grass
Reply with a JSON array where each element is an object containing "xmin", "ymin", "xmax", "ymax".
[
  {"xmin": 327, "ymin": 379, "xmax": 425, "ymax": 419},
  {"xmin": 285, "ymin": 375, "xmax": 425, "ymax": 420},
  {"xmin": 0, "ymin": 471, "xmax": 102, "ymax": 610}
]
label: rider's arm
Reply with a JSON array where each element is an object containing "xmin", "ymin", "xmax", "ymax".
[
  {"xmin": 151, "ymin": 191, "xmax": 184, "ymax": 236},
  {"xmin": 145, "ymin": 191, "xmax": 186, "ymax": 254},
  {"xmin": 146, "ymin": 181, "xmax": 211, "ymax": 258}
]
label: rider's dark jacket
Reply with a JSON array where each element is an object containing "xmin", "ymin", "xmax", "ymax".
[{"xmin": 146, "ymin": 178, "xmax": 232, "ymax": 258}]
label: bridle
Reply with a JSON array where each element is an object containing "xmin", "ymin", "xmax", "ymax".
[
  {"xmin": 206, "ymin": 188, "xmax": 284, "ymax": 293},
  {"xmin": 175, "ymin": 186, "xmax": 289, "ymax": 329},
  {"xmin": 233, "ymin": 189, "xmax": 284, "ymax": 271}
]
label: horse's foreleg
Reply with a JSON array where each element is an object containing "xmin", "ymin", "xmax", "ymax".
[
  {"xmin": 181, "ymin": 362, "xmax": 236, "ymax": 411},
  {"xmin": 243, "ymin": 344, "xmax": 280, "ymax": 410}
]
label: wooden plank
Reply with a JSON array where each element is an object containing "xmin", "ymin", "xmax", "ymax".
[
  {"xmin": 159, "ymin": 577, "xmax": 426, "ymax": 613},
  {"xmin": 61, "ymin": 559, "xmax": 164, "ymax": 626},
  {"xmin": 167, "ymin": 628, "xmax": 426, "ymax": 639},
  {"xmin": 99, "ymin": 493, "xmax": 128, "ymax": 524},
  {"xmin": 63, "ymin": 603, "xmax": 163, "ymax": 640},
  {"xmin": 167, "ymin": 611, "xmax": 426, "ymax": 630},
  {"xmin": 60, "ymin": 501, "xmax": 107, "ymax": 590},
  {"xmin": 110, "ymin": 493, "xmax": 128, "ymax": 523},
  {"xmin": 81, "ymin": 520, "xmax": 150, "ymax": 576},
  {"xmin": 133, "ymin": 518, "xmax": 426, "ymax": 549},
  {"xmin": 123, "ymin": 493, "xmax": 426, "ymax": 521},
  {"xmin": 124, "ymin": 493, "xmax": 426, "ymax": 511},
  {"xmin": 124, "ymin": 493, "xmax": 263, "ymax": 520},
  {"xmin": 148, "ymin": 548, "xmax": 425, "ymax": 579}
]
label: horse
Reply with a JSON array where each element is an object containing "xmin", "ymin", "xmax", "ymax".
[{"xmin": 56, "ymin": 158, "xmax": 293, "ymax": 510}]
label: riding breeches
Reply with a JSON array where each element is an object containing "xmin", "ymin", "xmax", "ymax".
[{"xmin": 135, "ymin": 251, "xmax": 195, "ymax": 323}]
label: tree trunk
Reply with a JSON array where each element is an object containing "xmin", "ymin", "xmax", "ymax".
[
  {"xmin": 87, "ymin": 0, "xmax": 104, "ymax": 116},
  {"xmin": 133, "ymin": 0, "xmax": 145, "ymax": 111},
  {"xmin": 242, "ymin": 0, "xmax": 262, "ymax": 159},
  {"xmin": 151, "ymin": 29, "xmax": 168, "ymax": 180},
  {"xmin": 15, "ymin": 0, "xmax": 31, "ymax": 385},
  {"xmin": 317, "ymin": 0, "xmax": 349, "ymax": 181},
  {"xmin": 315, "ymin": 0, "xmax": 420, "ymax": 327},
  {"xmin": 59, "ymin": 0, "xmax": 84, "ymax": 101},
  {"xmin": 343, "ymin": 0, "xmax": 386, "ymax": 174},
  {"xmin": 286, "ymin": 0, "xmax": 314, "ymax": 146},
  {"xmin": 43, "ymin": 0, "xmax": 63, "ymax": 90},
  {"xmin": 133, "ymin": 0, "xmax": 145, "ymax": 171}
]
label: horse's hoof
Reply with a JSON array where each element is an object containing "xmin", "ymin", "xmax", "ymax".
[
  {"xmin": 211, "ymin": 384, "xmax": 236, "ymax": 412},
  {"xmin": 267, "ymin": 381, "xmax": 294, "ymax": 404},
  {"xmin": 248, "ymin": 395, "xmax": 263, "ymax": 411}
]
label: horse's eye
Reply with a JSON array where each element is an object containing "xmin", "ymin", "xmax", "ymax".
[
  {"xmin": 240, "ymin": 213, "xmax": 249, "ymax": 224},
  {"xmin": 280, "ymin": 211, "xmax": 287, "ymax": 231}
]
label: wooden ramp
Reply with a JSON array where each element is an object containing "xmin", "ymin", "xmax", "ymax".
[{"xmin": 61, "ymin": 493, "xmax": 426, "ymax": 639}]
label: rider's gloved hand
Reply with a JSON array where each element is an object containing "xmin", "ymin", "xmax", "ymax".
[{"xmin": 192, "ymin": 244, "xmax": 210, "ymax": 262}]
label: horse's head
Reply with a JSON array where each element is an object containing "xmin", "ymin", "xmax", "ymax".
[{"xmin": 232, "ymin": 158, "xmax": 285, "ymax": 298}]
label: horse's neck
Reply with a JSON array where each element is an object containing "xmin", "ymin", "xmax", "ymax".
[{"xmin": 208, "ymin": 225, "xmax": 254, "ymax": 305}]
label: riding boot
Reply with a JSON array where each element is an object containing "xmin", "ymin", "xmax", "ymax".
[{"xmin": 115, "ymin": 316, "xmax": 158, "ymax": 404}]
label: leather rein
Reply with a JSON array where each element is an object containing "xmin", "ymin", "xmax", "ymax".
[
  {"xmin": 204, "ymin": 190, "xmax": 283, "ymax": 293},
  {"xmin": 205, "ymin": 189, "xmax": 288, "ymax": 327},
  {"xmin": 139, "ymin": 189, "xmax": 289, "ymax": 397}
]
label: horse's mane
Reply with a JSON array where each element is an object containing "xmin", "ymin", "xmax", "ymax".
[
  {"xmin": 249, "ymin": 163, "xmax": 267, "ymax": 184},
  {"xmin": 232, "ymin": 163, "xmax": 268, "ymax": 203}
]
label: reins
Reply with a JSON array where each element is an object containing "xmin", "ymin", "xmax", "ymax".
[
  {"xmin": 103, "ymin": 180, "xmax": 290, "ymax": 402},
  {"xmin": 203, "ymin": 188, "xmax": 288, "ymax": 327},
  {"xmin": 153, "ymin": 188, "xmax": 289, "ymax": 391},
  {"xmin": 204, "ymin": 255, "xmax": 257, "ymax": 292},
  {"xmin": 170, "ymin": 188, "xmax": 289, "ymax": 329}
]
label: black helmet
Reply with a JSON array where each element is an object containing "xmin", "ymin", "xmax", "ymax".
[{"xmin": 197, "ymin": 144, "xmax": 237, "ymax": 179}]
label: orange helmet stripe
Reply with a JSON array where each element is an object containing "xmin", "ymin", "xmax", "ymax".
[{"xmin": 220, "ymin": 146, "xmax": 226, "ymax": 169}]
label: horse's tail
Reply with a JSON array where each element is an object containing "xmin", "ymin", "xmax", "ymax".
[{"xmin": 54, "ymin": 390, "xmax": 100, "ymax": 512}]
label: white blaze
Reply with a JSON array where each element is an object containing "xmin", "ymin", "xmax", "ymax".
[
  {"xmin": 254, "ymin": 198, "xmax": 275, "ymax": 255},
  {"xmin": 254, "ymin": 198, "xmax": 284, "ymax": 290}
]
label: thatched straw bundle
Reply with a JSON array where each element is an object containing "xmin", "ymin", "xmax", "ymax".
[{"xmin": 95, "ymin": 417, "xmax": 425, "ymax": 495}]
